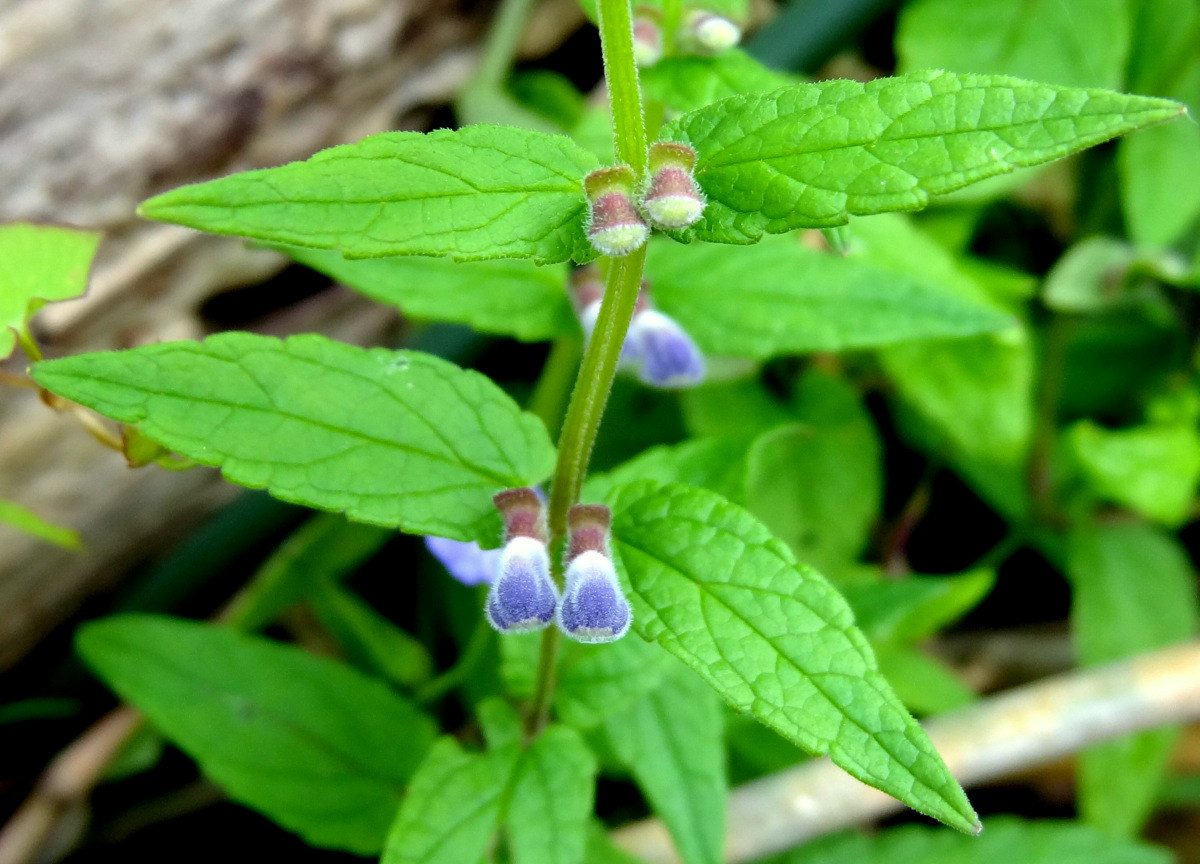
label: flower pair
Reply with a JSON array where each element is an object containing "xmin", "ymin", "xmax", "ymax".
[
  {"xmin": 483, "ymin": 488, "xmax": 631, "ymax": 643},
  {"xmin": 585, "ymin": 143, "xmax": 706, "ymax": 258},
  {"xmin": 573, "ymin": 269, "xmax": 706, "ymax": 389},
  {"xmin": 632, "ymin": 6, "xmax": 742, "ymax": 67}
]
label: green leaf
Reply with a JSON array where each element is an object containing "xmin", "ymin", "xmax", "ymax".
[
  {"xmin": 585, "ymin": 822, "xmax": 653, "ymax": 864},
  {"xmin": 1067, "ymin": 420, "xmax": 1200, "ymax": 526},
  {"xmin": 499, "ymin": 631, "xmax": 544, "ymax": 699},
  {"xmin": 0, "ymin": 223, "xmax": 100, "ymax": 359},
  {"xmin": 1119, "ymin": 56, "xmax": 1200, "ymax": 247},
  {"xmin": 604, "ymin": 667, "xmax": 726, "ymax": 864},
  {"xmin": 506, "ymin": 725, "xmax": 597, "ymax": 864},
  {"xmin": 308, "ymin": 579, "xmax": 434, "ymax": 689},
  {"xmin": 771, "ymin": 817, "xmax": 1172, "ymax": 864},
  {"xmin": 223, "ymin": 513, "xmax": 391, "ymax": 631},
  {"xmin": 77, "ymin": 614, "xmax": 437, "ymax": 854},
  {"xmin": 556, "ymin": 634, "xmax": 675, "ymax": 729},
  {"xmin": 279, "ymin": 246, "xmax": 576, "ymax": 342},
  {"xmin": 507, "ymin": 70, "xmax": 588, "ymax": 131},
  {"xmin": 660, "ymin": 70, "xmax": 1182, "ymax": 243},
  {"xmin": 841, "ymin": 570, "xmax": 995, "ymax": 645},
  {"xmin": 680, "ymin": 378, "xmax": 796, "ymax": 439},
  {"xmin": 1068, "ymin": 521, "xmax": 1200, "ymax": 836},
  {"xmin": 641, "ymin": 50, "xmax": 794, "ymax": 114},
  {"xmin": 0, "ymin": 498, "xmax": 80, "ymax": 549},
  {"xmin": 31, "ymin": 333, "xmax": 557, "ymax": 544},
  {"xmin": 607, "ymin": 481, "xmax": 979, "ymax": 834},
  {"xmin": 646, "ymin": 235, "xmax": 1013, "ymax": 358},
  {"xmin": 583, "ymin": 435, "xmax": 752, "ymax": 506},
  {"xmin": 896, "ymin": 0, "xmax": 1130, "ymax": 89},
  {"xmin": 139, "ymin": 126, "xmax": 600, "ymax": 264},
  {"xmin": 382, "ymin": 736, "xmax": 520, "ymax": 864},
  {"xmin": 874, "ymin": 644, "xmax": 976, "ymax": 715},
  {"xmin": 742, "ymin": 369, "xmax": 881, "ymax": 576}
]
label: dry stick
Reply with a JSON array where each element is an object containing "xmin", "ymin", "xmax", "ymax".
[
  {"xmin": 0, "ymin": 706, "xmax": 141, "ymax": 864},
  {"xmin": 612, "ymin": 640, "xmax": 1200, "ymax": 864}
]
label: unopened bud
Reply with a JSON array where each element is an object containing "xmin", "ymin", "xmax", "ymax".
[
  {"xmin": 681, "ymin": 10, "xmax": 741, "ymax": 54},
  {"xmin": 633, "ymin": 10, "xmax": 664, "ymax": 67},
  {"xmin": 486, "ymin": 536, "xmax": 558, "ymax": 633},
  {"xmin": 641, "ymin": 142, "xmax": 705, "ymax": 230},
  {"xmin": 585, "ymin": 166, "xmax": 649, "ymax": 258},
  {"xmin": 627, "ymin": 308, "xmax": 706, "ymax": 389}
]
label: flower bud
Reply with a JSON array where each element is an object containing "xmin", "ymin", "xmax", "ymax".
[
  {"xmin": 570, "ymin": 267, "xmax": 645, "ymax": 368},
  {"xmin": 626, "ymin": 308, "xmax": 706, "ymax": 389},
  {"xmin": 641, "ymin": 142, "xmax": 705, "ymax": 231},
  {"xmin": 680, "ymin": 10, "xmax": 741, "ymax": 54},
  {"xmin": 557, "ymin": 505, "xmax": 631, "ymax": 643},
  {"xmin": 485, "ymin": 488, "xmax": 557, "ymax": 633},
  {"xmin": 632, "ymin": 8, "xmax": 664, "ymax": 67},
  {"xmin": 585, "ymin": 166, "xmax": 649, "ymax": 258}
]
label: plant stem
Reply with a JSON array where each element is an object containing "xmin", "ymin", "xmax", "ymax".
[
  {"xmin": 525, "ymin": 0, "xmax": 650, "ymax": 737},
  {"xmin": 473, "ymin": 0, "xmax": 537, "ymax": 89},
  {"xmin": 415, "ymin": 616, "xmax": 493, "ymax": 705}
]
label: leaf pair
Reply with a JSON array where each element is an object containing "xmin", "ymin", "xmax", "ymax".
[{"xmin": 139, "ymin": 71, "xmax": 1182, "ymax": 263}]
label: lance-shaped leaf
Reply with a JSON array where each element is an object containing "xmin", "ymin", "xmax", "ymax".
[
  {"xmin": 77, "ymin": 615, "xmax": 437, "ymax": 854},
  {"xmin": 659, "ymin": 70, "xmax": 1184, "ymax": 244},
  {"xmin": 604, "ymin": 667, "xmax": 726, "ymax": 864},
  {"xmin": 140, "ymin": 126, "xmax": 600, "ymax": 264},
  {"xmin": 382, "ymin": 736, "xmax": 520, "ymax": 864},
  {"xmin": 31, "ymin": 333, "xmax": 556, "ymax": 544},
  {"xmin": 640, "ymin": 51, "xmax": 794, "ymax": 115},
  {"xmin": 279, "ymin": 247, "xmax": 577, "ymax": 343},
  {"xmin": 0, "ymin": 223, "xmax": 100, "ymax": 359},
  {"xmin": 506, "ymin": 725, "xmax": 597, "ymax": 864},
  {"xmin": 0, "ymin": 498, "xmax": 80, "ymax": 549},
  {"xmin": 646, "ymin": 235, "xmax": 1013, "ymax": 357},
  {"xmin": 607, "ymin": 481, "xmax": 979, "ymax": 835}
]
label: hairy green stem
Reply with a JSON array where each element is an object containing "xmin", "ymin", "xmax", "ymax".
[{"xmin": 525, "ymin": 0, "xmax": 650, "ymax": 737}]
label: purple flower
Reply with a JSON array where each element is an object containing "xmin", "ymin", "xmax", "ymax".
[
  {"xmin": 424, "ymin": 536, "xmax": 501, "ymax": 586},
  {"xmin": 626, "ymin": 309, "xmax": 706, "ymax": 389},
  {"xmin": 557, "ymin": 550, "xmax": 631, "ymax": 643},
  {"xmin": 485, "ymin": 536, "xmax": 558, "ymax": 632}
]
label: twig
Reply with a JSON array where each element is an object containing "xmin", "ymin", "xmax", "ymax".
[
  {"xmin": 0, "ymin": 706, "xmax": 142, "ymax": 864},
  {"xmin": 611, "ymin": 640, "xmax": 1200, "ymax": 863}
]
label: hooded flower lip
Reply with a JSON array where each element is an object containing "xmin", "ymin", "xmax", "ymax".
[
  {"xmin": 626, "ymin": 308, "xmax": 706, "ymax": 389},
  {"xmin": 484, "ymin": 487, "xmax": 558, "ymax": 633},
  {"xmin": 557, "ymin": 504, "xmax": 631, "ymax": 644},
  {"xmin": 641, "ymin": 142, "xmax": 705, "ymax": 231},
  {"xmin": 558, "ymin": 549, "xmax": 632, "ymax": 643},
  {"xmin": 485, "ymin": 535, "xmax": 558, "ymax": 632},
  {"xmin": 584, "ymin": 166, "xmax": 649, "ymax": 258}
]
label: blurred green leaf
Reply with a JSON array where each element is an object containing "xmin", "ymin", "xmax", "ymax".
[
  {"xmin": 507, "ymin": 725, "xmax": 597, "ymax": 864},
  {"xmin": 608, "ymin": 481, "xmax": 979, "ymax": 834},
  {"xmin": 1067, "ymin": 420, "xmax": 1200, "ymax": 526},
  {"xmin": 604, "ymin": 667, "xmax": 726, "ymax": 864},
  {"xmin": 841, "ymin": 570, "xmax": 995, "ymax": 645},
  {"xmin": 499, "ymin": 630, "xmax": 543, "ymax": 699},
  {"xmin": 874, "ymin": 644, "xmax": 976, "ymax": 715},
  {"xmin": 1119, "ymin": 56, "xmax": 1200, "ymax": 247},
  {"xmin": 661, "ymin": 71, "xmax": 1180, "ymax": 243},
  {"xmin": 647, "ymin": 234, "xmax": 1013, "ymax": 359},
  {"xmin": 1068, "ymin": 521, "xmax": 1200, "ymax": 836},
  {"xmin": 32, "ymin": 334, "xmax": 557, "ymax": 545},
  {"xmin": 743, "ymin": 370, "xmax": 882, "ymax": 576},
  {"xmin": 770, "ymin": 817, "xmax": 1171, "ymax": 864},
  {"xmin": 382, "ymin": 734, "xmax": 520, "ymax": 864},
  {"xmin": 556, "ymin": 635, "xmax": 674, "ymax": 729},
  {"xmin": 641, "ymin": 50, "xmax": 793, "ymax": 114},
  {"xmin": 0, "ymin": 223, "xmax": 99, "ymax": 359},
  {"xmin": 507, "ymin": 71, "xmax": 588, "ymax": 130},
  {"xmin": 78, "ymin": 615, "xmax": 437, "ymax": 853},
  {"xmin": 139, "ymin": 127, "xmax": 599, "ymax": 264},
  {"xmin": 584, "ymin": 434, "xmax": 752, "ymax": 505},
  {"xmin": 896, "ymin": 0, "xmax": 1129, "ymax": 89},
  {"xmin": 0, "ymin": 498, "xmax": 80, "ymax": 549},
  {"xmin": 279, "ymin": 247, "xmax": 575, "ymax": 342},
  {"xmin": 680, "ymin": 377, "xmax": 795, "ymax": 439},
  {"xmin": 308, "ymin": 579, "xmax": 434, "ymax": 689}
]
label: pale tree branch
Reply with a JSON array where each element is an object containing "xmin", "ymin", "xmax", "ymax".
[{"xmin": 612, "ymin": 640, "xmax": 1200, "ymax": 864}]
